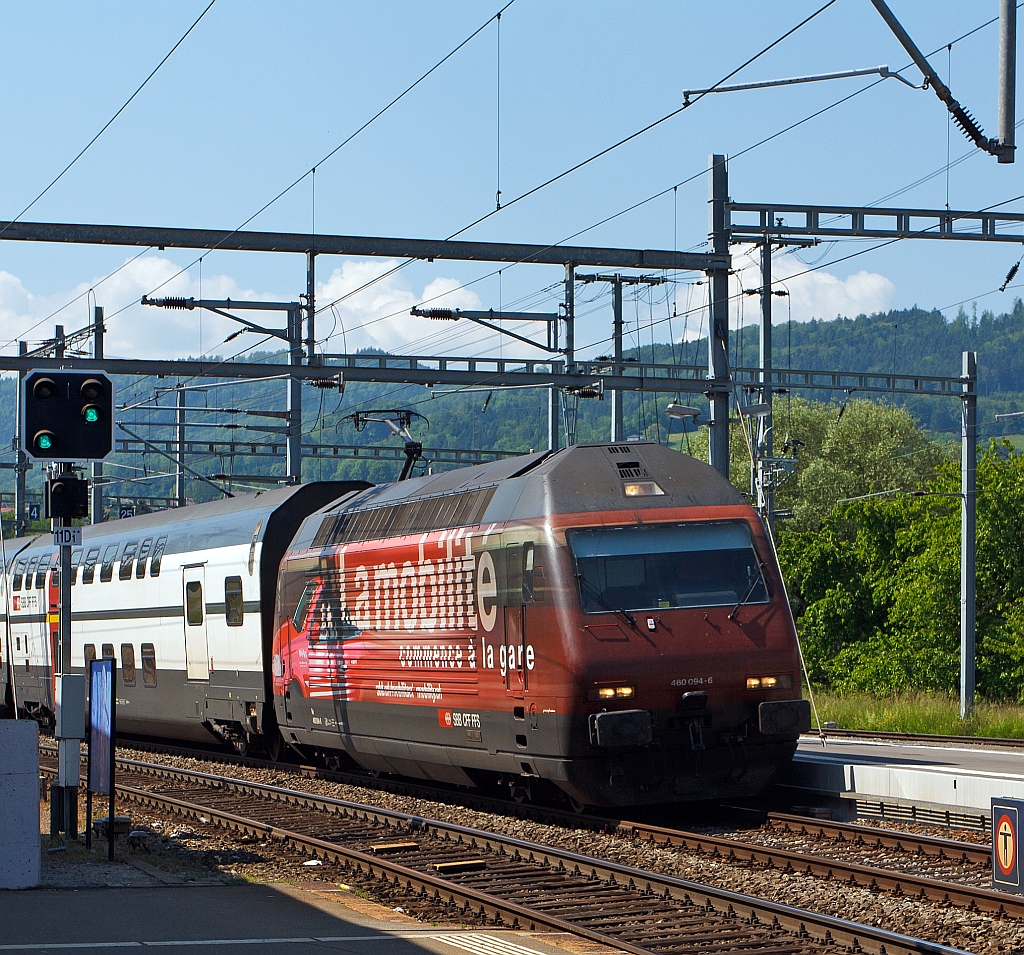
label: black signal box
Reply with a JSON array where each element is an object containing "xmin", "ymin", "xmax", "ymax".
[
  {"xmin": 46, "ymin": 477, "xmax": 90, "ymax": 520},
  {"xmin": 21, "ymin": 370, "xmax": 114, "ymax": 462}
]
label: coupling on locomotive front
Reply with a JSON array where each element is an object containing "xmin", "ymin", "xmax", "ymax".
[{"xmin": 273, "ymin": 442, "xmax": 810, "ymax": 807}]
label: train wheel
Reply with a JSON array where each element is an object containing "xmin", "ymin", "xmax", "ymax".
[
  {"xmin": 266, "ymin": 733, "xmax": 284, "ymax": 762},
  {"xmin": 568, "ymin": 796, "xmax": 587, "ymax": 814},
  {"xmin": 233, "ymin": 736, "xmax": 249, "ymax": 757}
]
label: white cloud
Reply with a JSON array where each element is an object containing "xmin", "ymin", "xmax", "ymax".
[
  {"xmin": 731, "ymin": 245, "xmax": 896, "ymax": 324},
  {"xmin": 316, "ymin": 260, "xmax": 483, "ymax": 354},
  {"xmin": 0, "ymin": 255, "xmax": 486, "ymax": 363}
]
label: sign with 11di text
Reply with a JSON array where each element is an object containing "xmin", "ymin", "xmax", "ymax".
[
  {"xmin": 52, "ymin": 527, "xmax": 82, "ymax": 547},
  {"xmin": 992, "ymin": 798, "xmax": 1024, "ymax": 891}
]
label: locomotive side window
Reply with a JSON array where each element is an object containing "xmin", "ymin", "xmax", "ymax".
[
  {"xmin": 121, "ymin": 644, "xmax": 136, "ymax": 686},
  {"xmin": 568, "ymin": 522, "xmax": 768, "ymax": 613},
  {"xmin": 141, "ymin": 644, "xmax": 157, "ymax": 687},
  {"xmin": 70, "ymin": 549, "xmax": 82, "ymax": 585},
  {"xmin": 292, "ymin": 580, "xmax": 315, "ymax": 631},
  {"xmin": 35, "ymin": 553, "xmax": 52, "ymax": 589},
  {"xmin": 185, "ymin": 580, "xmax": 204, "ymax": 625},
  {"xmin": 99, "ymin": 544, "xmax": 120, "ymax": 582},
  {"xmin": 82, "ymin": 547, "xmax": 101, "ymax": 584},
  {"xmin": 136, "ymin": 538, "xmax": 153, "ymax": 578},
  {"xmin": 84, "ymin": 644, "xmax": 96, "ymax": 668},
  {"xmin": 522, "ymin": 542, "xmax": 535, "ymax": 602},
  {"xmin": 12, "ymin": 557, "xmax": 26, "ymax": 591},
  {"xmin": 225, "ymin": 576, "xmax": 244, "ymax": 626},
  {"xmin": 119, "ymin": 541, "xmax": 139, "ymax": 580},
  {"xmin": 150, "ymin": 537, "xmax": 167, "ymax": 577}
]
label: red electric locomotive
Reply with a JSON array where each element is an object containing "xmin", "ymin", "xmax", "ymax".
[{"xmin": 272, "ymin": 442, "xmax": 809, "ymax": 807}]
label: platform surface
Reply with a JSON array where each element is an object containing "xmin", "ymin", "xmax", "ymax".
[
  {"xmin": 788, "ymin": 734, "xmax": 1024, "ymax": 814},
  {"xmin": 0, "ymin": 883, "xmax": 596, "ymax": 955}
]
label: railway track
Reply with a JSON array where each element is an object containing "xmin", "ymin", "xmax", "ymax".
[
  {"xmin": 40, "ymin": 751, "xmax": 972, "ymax": 955},
  {"xmin": 44, "ymin": 739, "xmax": 1001, "ymax": 904},
  {"xmin": 810, "ymin": 729, "xmax": 1024, "ymax": 749}
]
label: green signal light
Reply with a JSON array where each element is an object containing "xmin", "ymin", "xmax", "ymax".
[
  {"xmin": 34, "ymin": 431, "xmax": 55, "ymax": 451},
  {"xmin": 82, "ymin": 405, "xmax": 101, "ymax": 424}
]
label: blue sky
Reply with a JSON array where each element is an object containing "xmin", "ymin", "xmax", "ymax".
[{"xmin": 1, "ymin": 1, "xmax": 1021, "ymax": 369}]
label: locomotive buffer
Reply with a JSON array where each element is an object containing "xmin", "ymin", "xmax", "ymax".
[{"xmin": 21, "ymin": 369, "xmax": 114, "ymax": 837}]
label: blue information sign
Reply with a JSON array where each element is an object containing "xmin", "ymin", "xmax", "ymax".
[
  {"xmin": 88, "ymin": 659, "xmax": 115, "ymax": 794},
  {"xmin": 992, "ymin": 798, "xmax": 1024, "ymax": 892}
]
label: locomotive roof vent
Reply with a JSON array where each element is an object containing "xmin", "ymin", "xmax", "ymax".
[
  {"xmin": 606, "ymin": 445, "xmax": 633, "ymax": 454},
  {"xmin": 615, "ymin": 460, "xmax": 649, "ymax": 479}
]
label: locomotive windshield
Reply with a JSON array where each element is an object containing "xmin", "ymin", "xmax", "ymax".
[{"xmin": 568, "ymin": 521, "xmax": 768, "ymax": 613}]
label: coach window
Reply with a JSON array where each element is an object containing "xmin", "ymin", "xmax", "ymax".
[
  {"xmin": 82, "ymin": 547, "xmax": 101, "ymax": 584},
  {"xmin": 99, "ymin": 544, "xmax": 120, "ymax": 582},
  {"xmin": 119, "ymin": 541, "xmax": 139, "ymax": 580},
  {"xmin": 12, "ymin": 557, "xmax": 26, "ymax": 592},
  {"xmin": 70, "ymin": 549, "xmax": 82, "ymax": 585},
  {"xmin": 35, "ymin": 554, "xmax": 52, "ymax": 589},
  {"xmin": 150, "ymin": 537, "xmax": 167, "ymax": 577},
  {"xmin": 24, "ymin": 557, "xmax": 38, "ymax": 591},
  {"xmin": 102, "ymin": 643, "xmax": 114, "ymax": 660},
  {"xmin": 121, "ymin": 644, "xmax": 136, "ymax": 687},
  {"xmin": 84, "ymin": 645, "xmax": 96, "ymax": 669},
  {"xmin": 225, "ymin": 576, "xmax": 243, "ymax": 626},
  {"xmin": 141, "ymin": 644, "xmax": 157, "ymax": 687},
  {"xmin": 186, "ymin": 580, "xmax": 204, "ymax": 626},
  {"xmin": 136, "ymin": 538, "xmax": 153, "ymax": 578}
]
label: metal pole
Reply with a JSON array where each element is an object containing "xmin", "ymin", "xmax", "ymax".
[
  {"xmin": 15, "ymin": 342, "xmax": 28, "ymax": 536},
  {"xmin": 1000, "ymin": 0, "xmax": 1017, "ymax": 162},
  {"xmin": 611, "ymin": 277, "xmax": 624, "ymax": 442},
  {"xmin": 175, "ymin": 388, "xmax": 186, "ymax": 507},
  {"xmin": 286, "ymin": 307, "xmax": 303, "ymax": 483},
  {"xmin": 306, "ymin": 251, "xmax": 317, "ymax": 362},
  {"xmin": 960, "ymin": 350, "xmax": 977, "ymax": 718},
  {"xmin": 759, "ymin": 240, "xmax": 774, "ymax": 532},
  {"xmin": 707, "ymin": 154, "xmax": 731, "ymax": 479},
  {"xmin": 564, "ymin": 264, "xmax": 575, "ymax": 372},
  {"xmin": 91, "ymin": 308, "xmax": 104, "ymax": 523}
]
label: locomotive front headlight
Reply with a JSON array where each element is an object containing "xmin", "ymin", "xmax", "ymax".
[
  {"xmin": 588, "ymin": 685, "xmax": 636, "ymax": 701},
  {"xmin": 747, "ymin": 674, "xmax": 793, "ymax": 690}
]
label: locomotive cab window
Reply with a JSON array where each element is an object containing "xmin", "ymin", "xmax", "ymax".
[
  {"xmin": 121, "ymin": 644, "xmax": 136, "ymax": 686},
  {"xmin": 99, "ymin": 544, "xmax": 120, "ymax": 582},
  {"xmin": 82, "ymin": 547, "xmax": 101, "ymax": 584},
  {"xmin": 150, "ymin": 537, "xmax": 167, "ymax": 577},
  {"xmin": 119, "ymin": 541, "xmax": 139, "ymax": 580},
  {"xmin": 136, "ymin": 538, "xmax": 153, "ymax": 578},
  {"xmin": 225, "ymin": 576, "xmax": 243, "ymax": 626},
  {"xmin": 568, "ymin": 522, "xmax": 768, "ymax": 613},
  {"xmin": 185, "ymin": 580, "xmax": 203, "ymax": 626},
  {"xmin": 141, "ymin": 643, "xmax": 157, "ymax": 687}
]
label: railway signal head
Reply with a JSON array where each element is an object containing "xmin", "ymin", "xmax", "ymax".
[{"xmin": 21, "ymin": 370, "xmax": 115, "ymax": 462}]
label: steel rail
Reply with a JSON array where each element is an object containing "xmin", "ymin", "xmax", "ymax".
[
  {"xmin": 68, "ymin": 756, "xmax": 972, "ymax": 954},
  {"xmin": 764, "ymin": 812, "xmax": 991, "ymax": 866},
  {"xmin": 809, "ymin": 728, "xmax": 1024, "ymax": 749}
]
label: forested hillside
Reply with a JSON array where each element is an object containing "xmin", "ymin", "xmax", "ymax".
[{"xmin": 2, "ymin": 299, "xmax": 1023, "ymax": 510}]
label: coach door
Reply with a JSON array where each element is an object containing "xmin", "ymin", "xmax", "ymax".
[{"xmin": 182, "ymin": 566, "xmax": 210, "ymax": 681}]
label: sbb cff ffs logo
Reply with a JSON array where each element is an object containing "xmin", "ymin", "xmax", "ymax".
[{"xmin": 21, "ymin": 370, "xmax": 114, "ymax": 462}]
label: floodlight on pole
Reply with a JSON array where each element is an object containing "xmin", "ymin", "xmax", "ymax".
[
  {"xmin": 738, "ymin": 402, "xmax": 772, "ymax": 419},
  {"xmin": 665, "ymin": 403, "xmax": 702, "ymax": 421}
]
